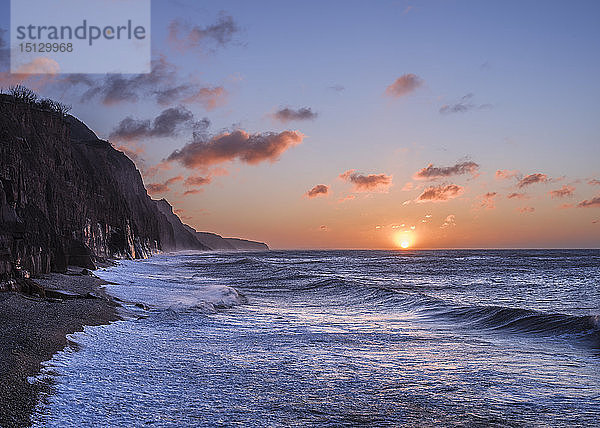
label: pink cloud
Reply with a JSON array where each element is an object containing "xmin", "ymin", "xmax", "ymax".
[
  {"xmin": 306, "ymin": 184, "xmax": 329, "ymax": 198},
  {"xmin": 417, "ymin": 184, "xmax": 464, "ymax": 202},
  {"xmin": 518, "ymin": 207, "xmax": 535, "ymax": 214},
  {"xmin": 517, "ymin": 173, "xmax": 548, "ymax": 188},
  {"xmin": 340, "ymin": 170, "xmax": 392, "ymax": 192},
  {"xmin": 479, "ymin": 192, "xmax": 497, "ymax": 209},
  {"xmin": 385, "ymin": 74, "xmax": 423, "ymax": 97},
  {"xmin": 577, "ymin": 196, "xmax": 600, "ymax": 208},
  {"xmin": 185, "ymin": 175, "xmax": 212, "ymax": 187},
  {"xmin": 414, "ymin": 161, "xmax": 479, "ymax": 180},
  {"xmin": 167, "ymin": 130, "xmax": 304, "ymax": 169},
  {"xmin": 549, "ymin": 185, "xmax": 575, "ymax": 199},
  {"xmin": 495, "ymin": 169, "xmax": 520, "ymax": 180},
  {"xmin": 182, "ymin": 86, "xmax": 227, "ymax": 110},
  {"xmin": 507, "ymin": 192, "xmax": 529, "ymax": 200}
]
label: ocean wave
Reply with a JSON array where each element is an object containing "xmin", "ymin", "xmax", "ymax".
[
  {"xmin": 414, "ymin": 300, "xmax": 600, "ymax": 344},
  {"xmin": 163, "ymin": 285, "xmax": 248, "ymax": 314}
]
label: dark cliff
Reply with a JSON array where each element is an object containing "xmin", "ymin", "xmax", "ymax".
[
  {"xmin": 158, "ymin": 199, "xmax": 269, "ymax": 251},
  {"xmin": 0, "ymin": 91, "xmax": 269, "ymax": 286},
  {"xmin": 0, "ymin": 93, "xmax": 169, "ymax": 282},
  {"xmin": 154, "ymin": 199, "xmax": 210, "ymax": 251}
]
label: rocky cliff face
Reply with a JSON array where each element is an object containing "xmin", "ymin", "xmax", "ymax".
[
  {"xmin": 0, "ymin": 92, "xmax": 269, "ymax": 287},
  {"xmin": 154, "ymin": 199, "xmax": 210, "ymax": 251},
  {"xmin": 159, "ymin": 199, "xmax": 269, "ymax": 251},
  {"xmin": 0, "ymin": 94, "xmax": 169, "ymax": 283}
]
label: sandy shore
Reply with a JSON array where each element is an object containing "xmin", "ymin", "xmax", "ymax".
[{"xmin": 0, "ymin": 268, "xmax": 121, "ymax": 427}]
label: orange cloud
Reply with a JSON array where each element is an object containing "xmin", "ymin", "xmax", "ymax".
[
  {"xmin": 518, "ymin": 207, "xmax": 535, "ymax": 213},
  {"xmin": 414, "ymin": 161, "xmax": 479, "ymax": 180},
  {"xmin": 517, "ymin": 173, "xmax": 548, "ymax": 188},
  {"xmin": 167, "ymin": 130, "xmax": 304, "ymax": 168},
  {"xmin": 185, "ymin": 175, "xmax": 212, "ymax": 187},
  {"xmin": 507, "ymin": 192, "xmax": 529, "ymax": 200},
  {"xmin": 385, "ymin": 74, "xmax": 423, "ymax": 97},
  {"xmin": 306, "ymin": 184, "xmax": 329, "ymax": 198},
  {"xmin": 417, "ymin": 184, "xmax": 463, "ymax": 202},
  {"xmin": 340, "ymin": 170, "xmax": 392, "ymax": 192},
  {"xmin": 549, "ymin": 185, "xmax": 575, "ymax": 199},
  {"xmin": 479, "ymin": 192, "xmax": 497, "ymax": 209},
  {"xmin": 440, "ymin": 214, "xmax": 456, "ymax": 229},
  {"xmin": 495, "ymin": 169, "xmax": 520, "ymax": 180},
  {"xmin": 577, "ymin": 196, "xmax": 600, "ymax": 208},
  {"xmin": 146, "ymin": 183, "xmax": 169, "ymax": 194},
  {"xmin": 145, "ymin": 176, "xmax": 183, "ymax": 194},
  {"xmin": 181, "ymin": 86, "xmax": 227, "ymax": 110},
  {"xmin": 168, "ymin": 16, "xmax": 239, "ymax": 52}
]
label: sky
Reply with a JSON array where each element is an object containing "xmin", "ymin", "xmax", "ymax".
[{"xmin": 1, "ymin": 0, "xmax": 599, "ymax": 249}]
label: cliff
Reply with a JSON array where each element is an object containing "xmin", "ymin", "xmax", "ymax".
[
  {"xmin": 0, "ymin": 93, "xmax": 169, "ymax": 283},
  {"xmin": 154, "ymin": 199, "xmax": 210, "ymax": 251},
  {"xmin": 159, "ymin": 200, "xmax": 269, "ymax": 251},
  {"xmin": 0, "ymin": 90, "xmax": 269, "ymax": 287}
]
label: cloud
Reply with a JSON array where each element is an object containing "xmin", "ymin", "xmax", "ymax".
[
  {"xmin": 306, "ymin": 184, "xmax": 329, "ymax": 198},
  {"xmin": 145, "ymin": 176, "xmax": 183, "ymax": 194},
  {"xmin": 110, "ymin": 106, "xmax": 209, "ymax": 141},
  {"xmin": 518, "ymin": 207, "xmax": 535, "ymax": 213},
  {"xmin": 495, "ymin": 169, "xmax": 520, "ymax": 180},
  {"xmin": 167, "ymin": 130, "xmax": 304, "ymax": 168},
  {"xmin": 517, "ymin": 173, "xmax": 548, "ymax": 188},
  {"xmin": 185, "ymin": 175, "xmax": 212, "ymax": 187},
  {"xmin": 168, "ymin": 15, "xmax": 239, "ymax": 52},
  {"xmin": 146, "ymin": 183, "xmax": 169, "ymax": 194},
  {"xmin": 53, "ymin": 56, "xmax": 227, "ymax": 110},
  {"xmin": 507, "ymin": 192, "xmax": 529, "ymax": 200},
  {"xmin": 588, "ymin": 179, "xmax": 600, "ymax": 186},
  {"xmin": 155, "ymin": 85, "xmax": 227, "ymax": 110},
  {"xmin": 272, "ymin": 107, "xmax": 318, "ymax": 123},
  {"xmin": 54, "ymin": 56, "xmax": 177, "ymax": 105},
  {"xmin": 164, "ymin": 176, "xmax": 183, "ymax": 186},
  {"xmin": 183, "ymin": 189, "xmax": 202, "ymax": 196},
  {"xmin": 338, "ymin": 194, "xmax": 356, "ymax": 203},
  {"xmin": 414, "ymin": 161, "xmax": 479, "ymax": 180},
  {"xmin": 441, "ymin": 214, "xmax": 456, "ymax": 229},
  {"xmin": 340, "ymin": 170, "xmax": 392, "ymax": 192},
  {"xmin": 417, "ymin": 184, "xmax": 464, "ymax": 202},
  {"xmin": 401, "ymin": 182, "xmax": 414, "ymax": 191},
  {"xmin": 439, "ymin": 93, "xmax": 492, "ymax": 115},
  {"xmin": 479, "ymin": 192, "xmax": 497, "ymax": 209},
  {"xmin": 549, "ymin": 185, "xmax": 575, "ymax": 199},
  {"xmin": 577, "ymin": 196, "xmax": 600, "ymax": 208},
  {"xmin": 385, "ymin": 74, "xmax": 423, "ymax": 97}
]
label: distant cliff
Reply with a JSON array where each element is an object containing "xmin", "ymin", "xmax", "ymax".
[
  {"xmin": 154, "ymin": 199, "xmax": 210, "ymax": 251},
  {"xmin": 159, "ymin": 199, "xmax": 269, "ymax": 251},
  {"xmin": 0, "ymin": 90, "xmax": 268, "ymax": 287}
]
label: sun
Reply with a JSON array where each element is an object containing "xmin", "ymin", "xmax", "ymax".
[{"xmin": 393, "ymin": 232, "xmax": 413, "ymax": 249}]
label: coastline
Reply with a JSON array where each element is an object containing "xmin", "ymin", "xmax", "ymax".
[{"xmin": 0, "ymin": 268, "xmax": 121, "ymax": 428}]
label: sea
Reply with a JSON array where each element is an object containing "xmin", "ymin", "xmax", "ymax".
[{"xmin": 32, "ymin": 250, "xmax": 600, "ymax": 427}]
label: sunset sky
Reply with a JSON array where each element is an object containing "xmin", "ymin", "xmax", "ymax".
[{"xmin": 1, "ymin": 0, "xmax": 599, "ymax": 249}]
